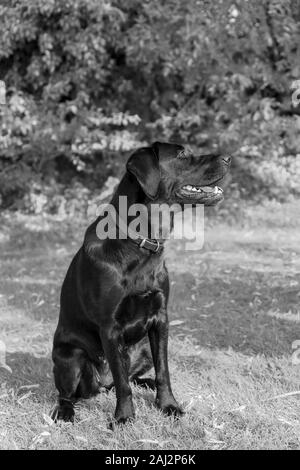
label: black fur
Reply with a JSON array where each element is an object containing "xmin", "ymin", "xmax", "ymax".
[{"xmin": 51, "ymin": 142, "xmax": 230, "ymax": 424}]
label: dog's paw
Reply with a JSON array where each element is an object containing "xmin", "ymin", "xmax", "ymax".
[
  {"xmin": 109, "ymin": 413, "xmax": 135, "ymax": 430},
  {"xmin": 113, "ymin": 401, "xmax": 135, "ymax": 426},
  {"xmin": 116, "ymin": 414, "xmax": 135, "ymax": 425},
  {"xmin": 157, "ymin": 400, "xmax": 184, "ymax": 419},
  {"xmin": 50, "ymin": 404, "xmax": 75, "ymax": 423}
]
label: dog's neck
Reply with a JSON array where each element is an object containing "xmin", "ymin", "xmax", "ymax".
[{"xmin": 109, "ymin": 173, "xmax": 173, "ymax": 250}]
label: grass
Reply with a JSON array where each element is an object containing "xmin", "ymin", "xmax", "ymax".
[{"xmin": 0, "ymin": 200, "xmax": 300, "ymax": 450}]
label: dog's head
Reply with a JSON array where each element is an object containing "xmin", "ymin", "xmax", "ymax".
[{"xmin": 126, "ymin": 141, "xmax": 231, "ymax": 206}]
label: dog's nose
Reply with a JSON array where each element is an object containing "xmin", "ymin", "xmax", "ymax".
[{"xmin": 222, "ymin": 156, "xmax": 231, "ymax": 165}]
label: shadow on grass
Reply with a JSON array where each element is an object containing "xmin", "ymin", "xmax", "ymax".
[
  {"xmin": 2, "ymin": 352, "xmax": 53, "ymax": 394},
  {"xmin": 1, "ymin": 352, "xmax": 156, "ymax": 408},
  {"xmin": 169, "ymin": 272, "xmax": 300, "ymax": 357}
]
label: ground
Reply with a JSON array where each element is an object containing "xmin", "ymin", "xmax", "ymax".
[{"xmin": 0, "ymin": 200, "xmax": 300, "ymax": 450}]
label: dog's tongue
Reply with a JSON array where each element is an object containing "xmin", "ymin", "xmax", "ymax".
[{"xmin": 200, "ymin": 186, "xmax": 215, "ymax": 193}]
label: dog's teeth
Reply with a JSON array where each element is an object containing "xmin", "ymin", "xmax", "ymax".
[
  {"xmin": 183, "ymin": 184, "xmax": 205, "ymax": 193},
  {"xmin": 201, "ymin": 186, "xmax": 214, "ymax": 193}
]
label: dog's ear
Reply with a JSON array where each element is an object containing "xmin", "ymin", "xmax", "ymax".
[{"xmin": 126, "ymin": 147, "xmax": 161, "ymax": 199}]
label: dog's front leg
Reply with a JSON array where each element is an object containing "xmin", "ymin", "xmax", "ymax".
[
  {"xmin": 100, "ymin": 330, "xmax": 134, "ymax": 424},
  {"xmin": 148, "ymin": 310, "xmax": 183, "ymax": 417}
]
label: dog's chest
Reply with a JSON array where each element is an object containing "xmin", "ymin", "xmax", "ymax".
[
  {"xmin": 116, "ymin": 260, "xmax": 167, "ymax": 345},
  {"xmin": 122, "ymin": 258, "xmax": 166, "ymax": 296},
  {"xmin": 117, "ymin": 289, "xmax": 164, "ymax": 345}
]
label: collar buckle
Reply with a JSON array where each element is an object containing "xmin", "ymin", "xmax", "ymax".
[
  {"xmin": 139, "ymin": 238, "xmax": 161, "ymax": 253},
  {"xmin": 139, "ymin": 238, "xmax": 146, "ymax": 249},
  {"xmin": 154, "ymin": 240, "xmax": 160, "ymax": 252}
]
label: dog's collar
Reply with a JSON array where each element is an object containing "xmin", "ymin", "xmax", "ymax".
[
  {"xmin": 128, "ymin": 236, "xmax": 163, "ymax": 254},
  {"xmin": 114, "ymin": 213, "xmax": 164, "ymax": 254}
]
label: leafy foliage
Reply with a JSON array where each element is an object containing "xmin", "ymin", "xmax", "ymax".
[{"xmin": 0, "ymin": 0, "xmax": 300, "ymax": 209}]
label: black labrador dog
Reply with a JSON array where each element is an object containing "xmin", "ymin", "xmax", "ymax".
[{"xmin": 51, "ymin": 142, "xmax": 230, "ymax": 424}]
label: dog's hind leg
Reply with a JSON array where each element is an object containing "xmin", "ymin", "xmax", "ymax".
[{"xmin": 51, "ymin": 345, "xmax": 92, "ymax": 423}]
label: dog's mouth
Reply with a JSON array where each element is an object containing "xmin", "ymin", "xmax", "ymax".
[
  {"xmin": 175, "ymin": 184, "xmax": 224, "ymax": 205},
  {"xmin": 180, "ymin": 185, "xmax": 223, "ymax": 196}
]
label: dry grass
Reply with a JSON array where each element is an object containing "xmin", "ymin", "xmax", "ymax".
[{"xmin": 0, "ymin": 201, "xmax": 300, "ymax": 450}]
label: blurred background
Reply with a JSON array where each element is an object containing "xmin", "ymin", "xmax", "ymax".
[
  {"xmin": 0, "ymin": 0, "xmax": 300, "ymax": 450},
  {"xmin": 0, "ymin": 0, "xmax": 300, "ymax": 212}
]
